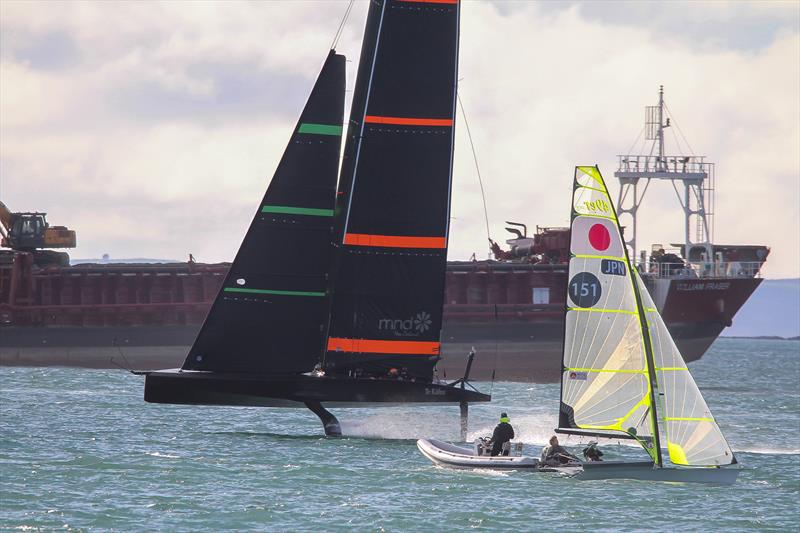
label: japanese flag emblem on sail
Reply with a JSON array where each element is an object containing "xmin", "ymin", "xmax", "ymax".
[{"xmin": 571, "ymin": 216, "xmax": 624, "ymax": 258}]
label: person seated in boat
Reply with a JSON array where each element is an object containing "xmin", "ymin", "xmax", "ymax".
[
  {"xmin": 582, "ymin": 441, "xmax": 604, "ymax": 462},
  {"xmin": 489, "ymin": 412, "xmax": 515, "ymax": 456},
  {"xmin": 541, "ymin": 435, "xmax": 578, "ymax": 465}
]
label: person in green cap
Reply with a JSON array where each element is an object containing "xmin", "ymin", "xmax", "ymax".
[{"xmin": 489, "ymin": 412, "xmax": 515, "ymax": 456}]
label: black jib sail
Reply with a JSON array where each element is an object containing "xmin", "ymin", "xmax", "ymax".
[
  {"xmin": 183, "ymin": 50, "xmax": 345, "ymax": 375},
  {"xmin": 323, "ymin": 0, "xmax": 460, "ymax": 381}
]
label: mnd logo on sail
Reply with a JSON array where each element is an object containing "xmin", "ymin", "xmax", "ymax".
[{"xmin": 378, "ymin": 311, "xmax": 432, "ymax": 337}]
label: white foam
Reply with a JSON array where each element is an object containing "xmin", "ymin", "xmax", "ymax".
[
  {"xmin": 341, "ymin": 411, "xmax": 462, "ymax": 440},
  {"xmin": 146, "ymin": 451, "xmax": 180, "ymax": 459},
  {"xmin": 468, "ymin": 412, "xmax": 559, "ymax": 445},
  {"xmin": 341, "ymin": 410, "xmax": 573, "ymax": 447},
  {"xmin": 337, "ymin": 409, "xmax": 704, "ymax": 455},
  {"xmin": 736, "ymin": 447, "xmax": 800, "ymax": 455},
  {"xmin": 463, "ymin": 468, "xmax": 509, "ymax": 477}
]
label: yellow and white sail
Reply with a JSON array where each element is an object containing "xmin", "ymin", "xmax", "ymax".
[
  {"xmin": 559, "ymin": 165, "xmax": 735, "ymax": 467},
  {"xmin": 560, "ymin": 166, "xmax": 657, "ymax": 459}
]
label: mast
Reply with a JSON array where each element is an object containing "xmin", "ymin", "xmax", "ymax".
[
  {"xmin": 628, "ymin": 271, "xmax": 664, "ymax": 468},
  {"xmin": 614, "ymin": 86, "xmax": 715, "ymax": 264},
  {"xmin": 610, "ymin": 163, "xmax": 664, "ymax": 467},
  {"xmin": 657, "ymin": 86, "xmax": 665, "ymax": 162}
]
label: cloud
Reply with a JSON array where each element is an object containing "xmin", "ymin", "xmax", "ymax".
[
  {"xmin": 1, "ymin": 0, "xmax": 798, "ymax": 277},
  {"xmin": 449, "ymin": 1, "xmax": 800, "ymax": 277},
  {"xmin": 536, "ymin": 0, "xmax": 799, "ymax": 52}
]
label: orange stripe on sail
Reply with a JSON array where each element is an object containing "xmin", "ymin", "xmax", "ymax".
[
  {"xmin": 344, "ymin": 233, "xmax": 447, "ymax": 249},
  {"xmin": 327, "ymin": 337, "xmax": 440, "ymax": 355},
  {"xmin": 397, "ymin": 0, "xmax": 458, "ymax": 4},
  {"xmin": 364, "ymin": 115, "xmax": 453, "ymax": 127}
]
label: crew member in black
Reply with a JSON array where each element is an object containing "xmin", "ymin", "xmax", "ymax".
[
  {"xmin": 543, "ymin": 435, "xmax": 579, "ymax": 465},
  {"xmin": 583, "ymin": 441, "xmax": 604, "ymax": 462},
  {"xmin": 490, "ymin": 412, "xmax": 515, "ymax": 456}
]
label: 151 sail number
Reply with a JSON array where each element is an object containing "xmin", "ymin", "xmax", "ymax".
[{"xmin": 568, "ymin": 272, "xmax": 602, "ymax": 307}]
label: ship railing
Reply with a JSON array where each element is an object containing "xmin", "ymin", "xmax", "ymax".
[
  {"xmin": 637, "ymin": 261, "xmax": 763, "ymax": 279},
  {"xmin": 616, "ymin": 154, "xmax": 711, "ymax": 175}
]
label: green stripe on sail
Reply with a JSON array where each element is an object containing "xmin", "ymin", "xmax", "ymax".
[
  {"xmin": 261, "ymin": 205, "xmax": 334, "ymax": 217},
  {"xmin": 565, "ymin": 367, "xmax": 647, "ymax": 374},
  {"xmin": 574, "ymin": 212, "xmax": 617, "ymax": 222},
  {"xmin": 578, "ymin": 184, "xmax": 611, "ymax": 195},
  {"xmin": 572, "ymin": 253, "xmax": 627, "ymax": 261},
  {"xmin": 224, "ymin": 287, "xmax": 325, "ymax": 297},
  {"xmin": 568, "ymin": 307, "xmax": 638, "ymax": 315},
  {"xmin": 298, "ymin": 123, "xmax": 343, "ymax": 136}
]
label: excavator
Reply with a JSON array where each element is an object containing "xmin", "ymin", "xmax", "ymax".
[{"xmin": 0, "ymin": 200, "xmax": 76, "ymax": 267}]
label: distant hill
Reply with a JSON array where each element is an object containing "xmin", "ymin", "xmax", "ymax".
[{"xmin": 724, "ymin": 278, "xmax": 800, "ymax": 339}]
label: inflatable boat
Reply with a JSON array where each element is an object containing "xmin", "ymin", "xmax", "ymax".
[{"xmin": 416, "ymin": 438, "xmax": 581, "ymax": 472}]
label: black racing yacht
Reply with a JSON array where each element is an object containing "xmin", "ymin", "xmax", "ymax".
[{"xmin": 144, "ymin": 0, "xmax": 490, "ymax": 435}]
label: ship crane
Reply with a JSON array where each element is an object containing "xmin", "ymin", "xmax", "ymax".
[
  {"xmin": 614, "ymin": 86, "xmax": 715, "ymax": 264},
  {"xmin": 0, "ymin": 200, "xmax": 76, "ymax": 267}
]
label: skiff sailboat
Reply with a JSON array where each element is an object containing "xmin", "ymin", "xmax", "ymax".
[
  {"xmin": 557, "ymin": 165, "xmax": 739, "ymax": 484},
  {"xmin": 416, "ymin": 166, "xmax": 740, "ymax": 484},
  {"xmin": 143, "ymin": 0, "xmax": 490, "ymax": 435}
]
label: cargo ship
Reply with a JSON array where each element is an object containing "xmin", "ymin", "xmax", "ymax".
[{"xmin": 0, "ymin": 88, "xmax": 769, "ymax": 381}]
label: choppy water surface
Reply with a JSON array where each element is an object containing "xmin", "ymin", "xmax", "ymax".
[{"xmin": 1, "ymin": 338, "xmax": 798, "ymax": 531}]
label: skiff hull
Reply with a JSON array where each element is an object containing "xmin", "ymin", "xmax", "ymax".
[
  {"xmin": 573, "ymin": 461, "xmax": 740, "ymax": 485},
  {"xmin": 144, "ymin": 369, "xmax": 490, "ymax": 407}
]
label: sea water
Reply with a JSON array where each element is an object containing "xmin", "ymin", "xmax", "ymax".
[{"xmin": 1, "ymin": 338, "xmax": 798, "ymax": 532}]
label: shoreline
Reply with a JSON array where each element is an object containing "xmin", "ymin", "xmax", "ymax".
[{"xmin": 720, "ymin": 335, "xmax": 799, "ymax": 341}]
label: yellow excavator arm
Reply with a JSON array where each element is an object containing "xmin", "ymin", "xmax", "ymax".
[
  {"xmin": 0, "ymin": 200, "xmax": 76, "ymax": 250},
  {"xmin": 0, "ymin": 200, "xmax": 12, "ymax": 237}
]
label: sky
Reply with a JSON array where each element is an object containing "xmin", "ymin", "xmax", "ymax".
[{"xmin": 1, "ymin": 0, "xmax": 799, "ymax": 278}]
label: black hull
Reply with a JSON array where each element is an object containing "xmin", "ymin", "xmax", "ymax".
[{"xmin": 144, "ymin": 370, "xmax": 490, "ymax": 408}]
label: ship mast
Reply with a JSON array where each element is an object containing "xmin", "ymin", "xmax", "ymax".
[{"xmin": 615, "ymin": 86, "xmax": 715, "ymax": 264}]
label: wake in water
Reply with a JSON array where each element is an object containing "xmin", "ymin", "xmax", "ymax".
[
  {"xmin": 736, "ymin": 447, "xmax": 800, "ymax": 455},
  {"xmin": 145, "ymin": 451, "xmax": 180, "ymax": 459},
  {"xmin": 468, "ymin": 412, "xmax": 560, "ymax": 446},
  {"xmin": 341, "ymin": 411, "xmax": 463, "ymax": 440},
  {"xmin": 341, "ymin": 409, "xmax": 567, "ymax": 447}
]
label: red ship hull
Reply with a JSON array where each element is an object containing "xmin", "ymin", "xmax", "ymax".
[{"xmin": 0, "ymin": 257, "xmax": 762, "ymax": 382}]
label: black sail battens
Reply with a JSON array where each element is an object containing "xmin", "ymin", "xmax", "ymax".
[
  {"xmin": 183, "ymin": 50, "xmax": 346, "ymax": 375},
  {"xmin": 322, "ymin": 0, "xmax": 460, "ymax": 381}
]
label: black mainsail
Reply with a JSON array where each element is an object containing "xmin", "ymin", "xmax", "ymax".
[
  {"xmin": 184, "ymin": 50, "xmax": 345, "ymax": 375},
  {"xmin": 144, "ymin": 0, "xmax": 490, "ymax": 436},
  {"xmin": 324, "ymin": 0, "xmax": 460, "ymax": 380}
]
